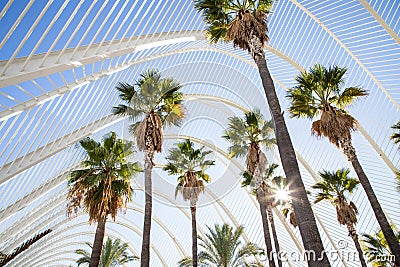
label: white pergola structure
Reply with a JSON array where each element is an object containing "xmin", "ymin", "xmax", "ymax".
[{"xmin": 0, "ymin": 0, "xmax": 399, "ymax": 266}]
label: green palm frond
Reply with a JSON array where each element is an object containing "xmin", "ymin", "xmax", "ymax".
[
  {"xmin": 223, "ymin": 109, "xmax": 275, "ymax": 159},
  {"xmin": 164, "ymin": 139, "xmax": 214, "ymax": 203},
  {"xmin": 184, "ymin": 223, "xmax": 262, "ymax": 267},
  {"xmin": 194, "ymin": 0, "xmax": 273, "ymax": 47},
  {"xmin": 313, "ymin": 168, "xmax": 360, "ymax": 225},
  {"xmin": 362, "ymin": 227, "xmax": 400, "ymax": 267},
  {"xmin": 112, "ymin": 69, "xmax": 185, "ymax": 151},
  {"xmin": 391, "ymin": 121, "xmax": 400, "ymax": 145},
  {"xmin": 67, "ymin": 132, "xmax": 142, "ymax": 223},
  {"xmin": 331, "ymin": 86, "xmax": 368, "ymax": 109},
  {"xmin": 76, "ymin": 237, "xmax": 138, "ymax": 267},
  {"xmin": 313, "ymin": 168, "xmax": 359, "ymax": 204},
  {"xmin": 288, "ymin": 64, "xmax": 368, "ymax": 119}
]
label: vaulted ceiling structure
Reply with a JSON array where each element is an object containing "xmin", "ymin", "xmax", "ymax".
[{"xmin": 0, "ymin": 1, "xmax": 399, "ymax": 266}]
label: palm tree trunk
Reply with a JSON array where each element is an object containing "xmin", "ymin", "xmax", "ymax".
[
  {"xmin": 141, "ymin": 152, "xmax": 153, "ymax": 267},
  {"xmin": 191, "ymin": 205, "xmax": 198, "ymax": 267},
  {"xmin": 346, "ymin": 224, "xmax": 367, "ymax": 267},
  {"xmin": 257, "ymin": 188, "xmax": 276, "ymax": 267},
  {"xmin": 342, "ymin": 138, "xmax": 400, "ymax": 266},
  {"xmin": 267, "ymin": 204, "xmax": 282, "ymax": 267},
  {"xmin": 248, "ymin": 35, "xmax": 330, "ymax": 266},
  {"xmin": 89, "ymin": 216, "xmax": 106, "ymax": 267}
]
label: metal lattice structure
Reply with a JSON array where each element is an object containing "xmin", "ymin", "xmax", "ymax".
[{"xmin": 0, "ymin": 0, "xmax": 399, "ymax": 266}]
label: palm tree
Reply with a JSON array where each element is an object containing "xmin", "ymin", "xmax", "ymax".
[
  {"xmin": 242, "ymin": 163, "xmax": 286, "ymax": 267},
  {"xmin": 312, "ymin": 169, "xmax": 367, "ymax": 266},
  {"xmin": 178, "ymin": 223, "xmax": 263, "ymax": 267},
  {"xmin": 193, "ymin": 2, "xmax": 329, "ymax": 265},
  {"xmin": 67, "ymin": 132, "xmax": 141, "ymax": 267},
  {"xmin": 391, "ymin": 121, "xmax": 400, "ymax": 146},
  {"xmin": 76, "ymin": 237, "xmax": 139, "ymax": 266},
  {"xmin": 223, "ymin": 110, "xmax": 277, "ymax": 267},
  {"xmin": 112, "ymin": 69, "xmax": 185, "ymax": 267},
  {"xmin": 163, "ymin": 139, "xmax": 215, "ymax": 267},
  {"xmin": 362, "ymin": 227, "xmax": 400, "ymax": 267},
  {"xmin": 287, "ymin": 63, "xmax": 400, "ymax": 265}
]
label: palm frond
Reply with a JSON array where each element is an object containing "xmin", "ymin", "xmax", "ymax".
[
  {"xmin": 313, "ymin": 169, "xmax": 360, "ymax": 226},
  {"xmin": 67, "ymin": 132, "xmax": 140, "ymax": 223},
  {"xmin": 164, "ymin": 139, "xmax": 214, "ymax": 204},
  {"xmin": 194, "ymin": 223, "xmax": 262, "ymax": 266},
  {"xmin": 288, "ymin": 64, "xmax": 367, "ymax": 124},
  {"xmin": 391, "ymin": 121, "xmax": 400, "ymax": 145},
  {"xmin": 362, "ymin": 227, "xmax": 400, "ymax": 267},
  {"xmin": 331, "ymin": 87, "xmax": 368, "ymax": 109}
]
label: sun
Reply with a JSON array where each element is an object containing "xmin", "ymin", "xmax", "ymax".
[{"xmin": 274, "ymin": 189, "xmax": 290, "ymax": 202}]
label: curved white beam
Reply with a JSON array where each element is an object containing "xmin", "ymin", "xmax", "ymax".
[
  {"xmin": 0, "ymin": 31, "xmax": 204, "ymax": 87},
  {"xmin": 10, "ymin": 217, "xmax": 167, "ymax": 267},
  {"xmin": 0, "ymin": 115, "xmax": 121, "ymax": 185},
  {"xmin": 290, "ymin": 0, "xmax": 399, "ymax": 110},
  {"xmin": 358, "ymin": 0, "xmax": 400, "ymax": 45},
  {"xmin": 19, "ymin": 236, "xmax": 139, "ymax": 267},
  {"xmin": 0, "ymin": 167, "xmax": 71, "ymax": 223}
]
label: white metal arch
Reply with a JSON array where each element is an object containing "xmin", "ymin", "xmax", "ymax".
[
  {"xmin": 10, "ymin": 218, "xmax": 167, "ymax": 267},
  {"xmin": 15, "ymin": 234, "xmax": 140, "ymax": 267},
  {"xmin": 289, "ymin": 0, "xmax": 399, "ymax": 110}
]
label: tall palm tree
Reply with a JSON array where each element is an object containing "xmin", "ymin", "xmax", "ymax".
[
  {"xmin": 112, "ymin": 69, "xmax": 185, "ymax": 267},
  {"xmin": 67, "ymin": 132, "xmax": 141, "ymax": 267},
  {"xmin": 193, "ymin": 2, "xmax": 330, "ymax": 265},
  {"xmin": 362, "ymin": 227, "xmax": 400, "ymax": 267},
  {"xmin": 223, "ymin": 110, "xmax": 277, "ymax": 267},
  {"xmin": 76, "ymin": 237, "xmax": 139, "ymax": 267},
  {"xmin": 312, "ymin": 169, "xmax": 367, "ymax": 266},
  {"xmin": 287, "ymin": 63, "xmax": 400, "ymax": 265},
  {"xmin": 391, "ymin": 121, "xmax": 400, "ymax": 146},
  {"xmin": 242, "ymin": 163, "xmax": 285, "ymax": 267},
  {"xmin": 163, "ymin": 139, "xmax": 215, "ymax": 267},
  {"xmin": 178, "ymin": 223, "xmax": 263, "ymax": 267}
]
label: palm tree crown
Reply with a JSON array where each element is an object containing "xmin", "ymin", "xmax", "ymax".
[
  {"xmin": 391, "ymin": 121, "xmax": 400, "ymax": 145},
  {"xmin": 164, "ymin": 139, "xmax": 215, "ymax": 205},
  {"xmin": 112, "ymin": 69, "xmax": 185, "ymax": 152},
  {"xmin": 362, "ymin": 227, "xmax": 400, "ymax": 267},
  {"xmin": 76, "ymin": 237, "xmax": 138, "ymax": 267},
  {"xmin": 223, "ymin": 109, "xmax": 275, "ymax": 175},
  {"xmin": 194, "ymin": 0, "xmax": 273, "ymax": 51},
  {"xmin": 287, "ymin": 64, "xmax": 368, "ymax": 147},
  {"xmin": 67, "ymin": 132, "xmax": 141, "ymax": 222},
  {"xmin": 313, "ymin": 169, "xmax": 359, "ymax": 226},
  {"xmin": 178, "ymin": 223, "xmax": 263, "ymax": 267}
]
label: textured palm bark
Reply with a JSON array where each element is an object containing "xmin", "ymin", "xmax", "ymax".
[
  {"xmin": 258, "ymin": 188, "xmax": 276, "ymax": 267},
  {"xmin": 342, "ymin": 138, "xmax": 400, "ymax": 266},
  {"xmin": 141, "ymin": 116, "xmax": 156, "ymax": 267},
  {"xmin": 347, "ymin": 224, "xmax": 367, "ymax": 267},
  {"xmin": 191, "ymin": 205, "xmax": 198, "ymax": 267},
  {"xmin": 141, "ymin": 155, "xmax": 153, "ymax": 267},
  {"xmin": 89, "ymin": 216, "xmax": 106, "ymax": 267},
  {"xmin": 267, "ymin": 204, "xmax": 282, "ymax": 267},
  {"xmin": 248, "ymin": 36, "xmax": 330, "ymax": 266}
]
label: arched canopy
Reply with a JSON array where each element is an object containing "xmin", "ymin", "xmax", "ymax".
[{"xmin": 0, "ymin": 1, "xmax": 399, "ymax": 266}]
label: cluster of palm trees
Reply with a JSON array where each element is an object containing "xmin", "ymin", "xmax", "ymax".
[{"xmin": 65, "ymin": 0, "xmax": 399, "ymax": 267}]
